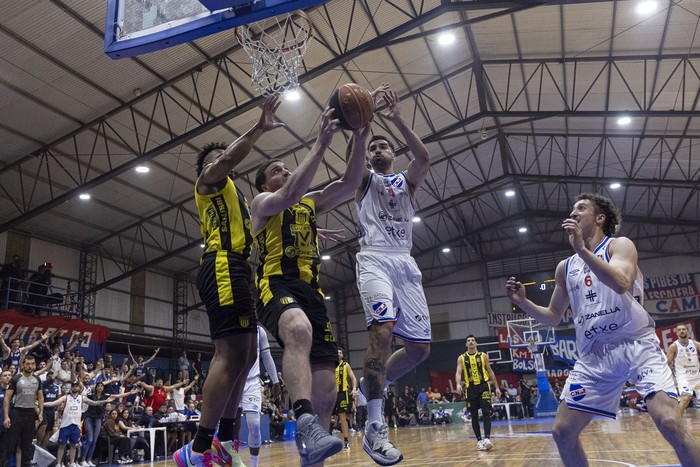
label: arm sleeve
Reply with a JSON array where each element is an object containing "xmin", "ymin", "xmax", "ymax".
[{"xmin": 259, "ymin": 328, "xmax": 279, "ymax": 384}]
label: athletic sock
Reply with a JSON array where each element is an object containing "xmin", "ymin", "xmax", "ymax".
[
  {"xmin": 292, "ymin": 399, "xmax": 314, "ymax": 419},
  {"xmin": 217, "ymin": 417, "xmax": 236, "ymax": 442},
  {"xmin": 367, "ymin": 399, "xmax": 383, "ymax": 424},
  {"xmin": 192, "ymin": 426, "xmax": 216, "ymax": 453},
  {"xmin": 249, "ymin": 455, "xmax": 259, "ymax": 467}
]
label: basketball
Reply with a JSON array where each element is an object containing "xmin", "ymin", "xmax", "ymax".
[{"xmin": 328, "ymin": 83, "xmax": 374, "ymax": 130}]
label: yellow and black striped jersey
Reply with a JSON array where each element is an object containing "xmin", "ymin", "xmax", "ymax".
[
  {"xmin": 255, "ymin": 197, "xmax": 321, "ymax": 302},
  {"xmin": 195, "ymin": 177, "xmax": 253, "ymax": 259}
]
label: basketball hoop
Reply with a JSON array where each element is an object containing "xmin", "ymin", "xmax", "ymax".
[
  {"xmin": 527, "ymin": 339, "xmax": 539, "ymax": 355},
  {"xmin": 235, "ymin": 10, "xmax": 313, "ymax": 96}
]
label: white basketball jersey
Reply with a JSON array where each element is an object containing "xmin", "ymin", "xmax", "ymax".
[
  {"xmin": 61, "ymin": 394, "xmax": 83, "ymax": 428},
  {"xmin": 674, "ymin": 339, "xmax": 700, "ymax": 377},
  {"xmin": 247, "ymin": 325, "xmax": 269, "ymax": 382},
  {"xmin": 565, "ymin": 236, "xmax": 655, "ymax": 356},
  {"xmin": 356, "ymin": 172, "xmax": 414, "ymax": 251}
]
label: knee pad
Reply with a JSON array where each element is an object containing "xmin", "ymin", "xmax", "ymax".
[{"xmin": 245, "ymin": 412, "xmax": 261, "ymax": 448}]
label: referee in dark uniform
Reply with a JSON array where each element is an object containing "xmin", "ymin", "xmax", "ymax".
[{"xmin": 3, "ymin": 356, "xmax": 43, "ymax": 467}]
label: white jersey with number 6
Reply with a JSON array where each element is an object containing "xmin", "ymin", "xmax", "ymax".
[{"xmin": 565, "ymin": 236, "xmax": 656, "ymax": 357}]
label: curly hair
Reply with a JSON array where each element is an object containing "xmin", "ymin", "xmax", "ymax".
[
  {"xmin": 575, "ymin": 192, "xmax": 622, "ymax": 236},
  {"xmin": 254, "ymin": 159, "xmax": 282, "ymax": 192},
  {"xmin": 195, "ymin": 142, "xmax": 227, "ymax": 177}
]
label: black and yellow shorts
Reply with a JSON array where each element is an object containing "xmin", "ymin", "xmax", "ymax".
[
  {"xmin": 197, "ymin": 251, "xmax": 257, "ymax": 339},
  {"xmin": 334, "ymin": 390, "xmax": 352, "ymax": 414},
  {"xmin": 466, "ymin": 382, "xmax": 492, "ymax": 412},
  {"xmin": 256, "ymin": 276, "xmax": 338, "ymax": 365}
]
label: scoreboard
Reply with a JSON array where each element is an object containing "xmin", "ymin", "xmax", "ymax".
[{"xmin": 512, "ymin": 271, "xmax": 556, "ymax": 312}]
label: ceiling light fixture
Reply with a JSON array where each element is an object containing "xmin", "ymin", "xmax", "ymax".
[
  {"xmin": 324, "ymin": 295, "xmax": 331, "ymax": 300},
  {"xmin": 285, "ymin": 89, "xmax": 301, "ymax": 101},
  {"xmin": 636, "ymin": 0, "xmax": 657, "ymax": 14},
  {"xmin": 617, "ymin": 116, "xmax": 631, "ymax": 126},
  {"xmin": 412, "ymin": 216, "xmax": 421, "ymax": 223},
  {"xmin": 610, "ymin": 182, "xmax": 622, "ymax": 190},
  {"xmin": 442, "ymin": 247, "xmax": 451, "ymax": 253},
  {"xmin": 321, "ymin": 255, "xmax": 331, "ymax": 260},
  {"xmin": 135, "ymin": 165, "xmax": 150, "ymax": 173},
  {"xmin": 79, "ymin": 193, "xmax": 91, "ymax": 200},
  {"xmin": 437, "ymin": 32, "xmax": 456, "ymax": 46},
  {"xmin": 518, "ymin": 227, "xmax": 528, "ymax": 233},
  {"xmin": 505, "ymin": 190, "xmax": 516, "ymax": 197}
]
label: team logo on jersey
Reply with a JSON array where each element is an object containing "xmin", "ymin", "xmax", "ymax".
[
  {"xmin": 239, "ymin": 316, "xmax": 251, "ymax": 328},
  {"xmin": 569, "ymin": 269, "xmax": 580, "ymax": 276},
  {"xmin": 372, "ymin": 302, "xmax": 388, "ymax": 316},
  {"xmin": 569, "ymin": 384, "xmax": 586, "ymax": 401},
  {"xmin": 280, "ymin": 297, "xmax": 296, "ymax": 305},
  {"xmin": 391, "ymin": 176, "xmax": 403, "ymax": 188}
]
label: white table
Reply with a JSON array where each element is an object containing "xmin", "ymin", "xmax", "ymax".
[
  {"xmin": 127, "ymin": 426, "xmax": 167, "ymax": 461},
  {"xmin": 492, "ymin": 402, "xmax": 524, "ymax": 419}
]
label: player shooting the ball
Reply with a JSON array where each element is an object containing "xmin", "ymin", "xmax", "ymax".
[{"xmin": 250, "ymin": 104, "xmax": 372, "ymax": 467}]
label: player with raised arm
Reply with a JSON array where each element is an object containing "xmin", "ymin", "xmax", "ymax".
[
  {"xmin": 505, "ymin": 193, "xmax": 700, "ymax": 466},
  {"xmin": 174, "ymin": 96, "xmax": 285, "ymax": 467},
  {"xmin": 251, "ymin": 107, "xmax": 370, "ymax": 466},
  {"xmin": 355, "ymin": 87, "xmax": 431, "ymax": 466}
]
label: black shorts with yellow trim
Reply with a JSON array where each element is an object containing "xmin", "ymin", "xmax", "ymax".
[
  {"xmin": 334, "ymin": 390, "xmax": 352, "ymax": 414},
  {"xmin": 466, "ymin": 381, "xmax": 492, "ymax": 411},
  {"xmin": 256, "ymin": 275, "xmax": 338, "ymax": 366},
  {"xmin": 197, "ymin": 251, "xmax": 257, "ymax": 339}
]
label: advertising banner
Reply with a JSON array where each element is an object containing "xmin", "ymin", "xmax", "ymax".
[
  {"xmin": 0, "ymin": 310, "xmax": 110, "ymax": 362},
  {"xmin": 644, "ymin": 273, "xmax": 700, "ymax": 315}
]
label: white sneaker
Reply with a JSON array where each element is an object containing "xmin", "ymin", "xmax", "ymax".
[
  {"xmin": 476, "ymin": 440, "xmax": 487, "ymax": 451},
  {"xmin": 363, "ymin": 421, "xmax": 403, "ymax": 466},
  {"xmin": 69, "ymin": 463, "xmax": 80, "ymax": 467},
  {"xmin": 482, "ymin": 438, "xmax": 493, "ymax": 451},
  {"xmin": 80, "ymin": 461, "xmax": 89, "ymax": 467},
  {"xmin": 87, "ymin": 462, "xmax": 96, "ymax": 467},
  {"xmin": 57, "ymin": 464, "xmax": 65, "ymax": 467}
]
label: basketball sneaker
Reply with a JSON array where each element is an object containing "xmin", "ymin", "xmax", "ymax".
[
  {"xmin": 363, "ymin": 421, "xmax": 403, "ymax": 466},
  {"xmin": 295, "ymin": 413, "xmax": 343, "ymax": 466},
  {"xmin": 476, "ymin": 440, "xmax": 487, "ymax": 451},
  {"xmin": 343, "ymin": 441, "xmax": 350, "ymax": 452},
  {"xmin": 211, "ymin": 437, "xmax": 246, "ymax": 467},
  {"xmin": 482, "ymin": 438, "xmax": 493, "ymax": 451},
  {"xmin": 173, "ymin": 441, "xmax": 221, "ymax": 467}
]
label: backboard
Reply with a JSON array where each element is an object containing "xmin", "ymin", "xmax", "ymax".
[
  {"xmin": 506, "ymin": 317, "xmax": 555, "ymax": 350},
  {"xmin": 104, "ymin": 0, "xmax": 328, "ymax": 59}
]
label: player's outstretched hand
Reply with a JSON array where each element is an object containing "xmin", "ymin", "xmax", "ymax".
[
  {"xmin": 317, "ymin": 106, "xmax": 341, "ymax": 148},
  {"xmin": 505, "ymin": 277, "xmax": 526, "ymax": 303},
  {"xmin": 317, "ymin": 228, "xmax": 346, "ymax": 243},
  {"xmin": 257, "ymin": 95, "xmax": 286, "ymax": 132},
  {"xmin": 377, "ymin": 89, "xmax": 401, "ymax": 122}
]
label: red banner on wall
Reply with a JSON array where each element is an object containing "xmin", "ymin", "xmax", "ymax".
[{"xmin": 0, "ymin": 309, "xmax": 110, "ymax": 361}]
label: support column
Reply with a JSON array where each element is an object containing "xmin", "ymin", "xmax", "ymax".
[
  {"xmin": 334, "ymin": 287, "xmax": 348, "ymax": 352},
  {"xmin": 78, "ymin": 247, "xmax": 97, "ymax": 323},
  {"xmin": 173, "ymin": 273, "xmax": 188, "ymax": 356},
  {"xmin": 129, "ymin": 272, "xmax": 146, "ymax": 334}
]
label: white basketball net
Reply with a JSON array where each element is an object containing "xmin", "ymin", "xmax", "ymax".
[{"xmin": 235, "ymin": 10, "xmax": 313, "ymax": 96}]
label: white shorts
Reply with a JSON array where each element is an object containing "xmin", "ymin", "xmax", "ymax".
[
  {"xmin": 675, "ymin": 372, "xmax": 700, "ymax": 397},
  {"xmin": 355, "ymin": 250, "xmax": 431, "ymax": 342},
  {"xmin": 561, "ymin": 337, "xmax": 677, "ymax": 418},
  {"xmin": 239, "ymin": 378, "xmax": 262, "ymax": 413}
]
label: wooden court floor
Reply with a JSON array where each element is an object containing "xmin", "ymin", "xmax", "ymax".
[{"xmin": 149, "ymin": 408, "xmax": 700, "ymax": 466}]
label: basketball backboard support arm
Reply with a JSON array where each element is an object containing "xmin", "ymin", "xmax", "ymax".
[{"xmin": 104, "ymin": 0, "xmax": 328, "ymax": 59}]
